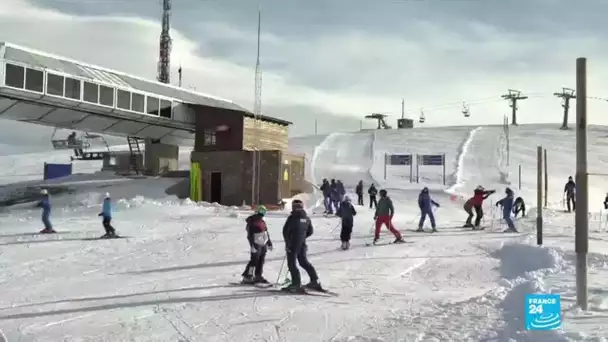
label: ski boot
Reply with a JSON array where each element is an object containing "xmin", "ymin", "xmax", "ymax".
[
  {"xmin": 415, "ymin": 228, "xmax": 424, "ymax": 232},
  {"xmin": 431, "ymin": 227, "xmax": 438, "ymax": 233},
  {"xmin": 253, "ymin": 276, "xmax": 270, "ymax": 284},
  {"xmin": 304, "ymin": 280, "xmax": 324, "ymax": 292},
  {"xmin": 503, "ymin": 227, "xmax": 518, "ymax": 233},
  {"xmin": 281, "ymin": 283, "xmax": 306, "ymax": 294},
  {"xmin": 340, "ymin": 241, "xmax": 348, "ymax": 250},
  {"xmin": 241, "ymin": 276, "xmax": 255, "ymax": 284},
  {"xmin": 393, "ymin": 237, "xmax": 406, "ymax": 244},
  {"xmin": 40, "ymin": 228, "xmax": 56, "ymax": 234},
  {"xmin": 372, "ymin": 237, "xmax": 379, "ymax": 245}
]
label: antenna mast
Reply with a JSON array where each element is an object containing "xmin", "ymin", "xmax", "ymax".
[
  {"xmin": 252, "ymin": 9, "xmax": 263, "ymax": 205},
  {"xmin": 157, "ymin": 0, "xmax": 172, "ymax": 84}
]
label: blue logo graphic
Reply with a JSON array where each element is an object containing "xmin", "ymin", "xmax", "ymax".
[{"xmin": 525, "ymin": 294, "xmax": 561, "ymax": 330}]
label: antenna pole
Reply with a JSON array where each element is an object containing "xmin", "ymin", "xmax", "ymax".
[
  {"xmin": 157, "ymin": 0, "xmax": 172, "ymax": 84},
  {"xmin": 252, "ymin": 8, "xmax": 263, "ymax": 205},
  {"xmin": 401, "ymin": 99, "xmax": 405, "ymax": 119}
]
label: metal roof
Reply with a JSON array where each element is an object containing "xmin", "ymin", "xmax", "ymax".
[{"xmin": 0, "ymin": 41, "xmax": 251, "ymax": 114}]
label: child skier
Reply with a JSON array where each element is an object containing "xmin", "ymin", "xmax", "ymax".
[
  {"xmin": 98, "ymin": 192, "xmax": 117, "ymax": 238},
  {"xmin": 417, "ymin": 187, "xmax": 440, "ymax": 232},
  {"xmin": 373, "ymin": 189, "xmax": 405, "ymax": 244},
  {"xmin": 38, "ymin": 189, "xmax": 55, "ymax": 234},
  {"xmin": 513, "ymin": 197, "xmax": 526, "ymax": 218},
  {"xmin": 337, "ymin": 196, "xmax": 357, "ymax": 250},
  {"xmin": 242, "ymin": 205, "xmax": 273, "ymax": 284},
  {"xmin": 496, "ymin": 188, "xmax": 517, "ymax": 232}
]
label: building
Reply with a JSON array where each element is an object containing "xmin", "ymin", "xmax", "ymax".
[{"xmin": 190, "ymin": 105, "xmax": 306, "ymax": 206}]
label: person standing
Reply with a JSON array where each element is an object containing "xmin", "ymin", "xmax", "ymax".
[
  {"xmin": 281, "ymin": 199, "xmax": 323, "ymax": 293},
  {"xmin": 368, "ymin": 183, "xmax": 378, "ymax": 209},
  {"xmin": 417, "ymin": 187, "xmax": 439, "ymax": 232},
  {"xmin": 38, "ymin": 189, "xmax": 55, "ymax": 234},
  {"xmin": 355, "ymin": 180, "xmax": 364, "ymax": 205},
  {"xmin": 373, "ymin": 189, "xmax": 404, "ymax": 244},
  {"xmin": 564, "ymin": 176, "xmax": 576, "ymax": 213},
  {"xmin": 99, "ymin": 192, "xmax": 117, "ymax": 238},
  {"xmin": 242, "ymin": 205, "xmax": 273, "ymax": 284},
  {"xmin": 337, "ymin": 196, "xmax": 357, "ymax": 250},
  {"xmin": 496, "ymin": 188, "xmax": 517, "ymax": 232}
]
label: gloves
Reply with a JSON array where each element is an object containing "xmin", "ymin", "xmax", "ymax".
[
  {"xmin": 98, "ymin": 213, "xmax": 103, "ymax": 216},
  {"xmin": 250, "ymin": 246, "xmax": 257, "ymax": 254}
]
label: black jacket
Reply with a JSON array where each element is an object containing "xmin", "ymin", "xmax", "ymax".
[
  {"xmin": 282, "ymin": 209, "xmax": 313, "ymax": 252},
  {"xmin": 337, "ymin": 201, "xmax": 357, "ymax": 222},
  {"xmin": 245, "ymin": 214, "xmax": 272, "ymax": 248}
]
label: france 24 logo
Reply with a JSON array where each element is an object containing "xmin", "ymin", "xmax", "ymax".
[{"xmin": 525, "ymin": 294, "xmax": 561, "ymax": 330}]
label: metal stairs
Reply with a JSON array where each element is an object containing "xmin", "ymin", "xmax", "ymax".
[{"xmin": 126, "ymin": 136, "xmax": 143, "ymax": 175}]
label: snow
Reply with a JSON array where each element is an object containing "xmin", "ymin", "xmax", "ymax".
[{"xmin": 0, "ymin": 125, "xmax": 607, "ymax": 341}]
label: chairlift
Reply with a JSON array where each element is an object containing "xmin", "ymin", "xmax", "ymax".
[
  {"xmin": 50, "ymin": 127, "xmax": 91, "ymax": 150},
  {"xmin": 462, "ymin": 102, "xmax": 471, "ymax": 117},
  {"xmin": 419, "ymin": 109, "xmax": 426, "ymax": 123}
]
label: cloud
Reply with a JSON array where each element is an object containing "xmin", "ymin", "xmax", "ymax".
[{"xmin": 1, "ymin": 0, "xmax": 608, "ymax": 150}]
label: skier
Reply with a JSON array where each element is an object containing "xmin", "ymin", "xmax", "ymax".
[
  {"xmin": 330, "ymin": 179, "xmax": 340, "ymax": 213},
  {"xmin": 564, "ymin": 176, "xmax": 576, "ymax": 212},
  {"xmin": 281, "ymin": 199, "xmax": 323, "ymax": 293},
  {"xmin": 463, "ymin": 197, "xmax": 475, "ymax": 228},
  {"xmin": 242, "ymin": 205, "xmax": 273, "ymax": 284},
  {"xmin": 466, "ymin": 185, "xmax": 495, "ymax": 229},
  {"xmin": 38, "ymin": 189, "xmax": 55, "ymax": 234},
  {"xmin": 373, "ymin": 189, "xmax": 405, "ymax": 244},
  {"xmin": 513, "ymin": 196, "xmax": 526, "ymax": 218},
  {"xmin": 496, "ymin": 188, "xmax": 517, "ymax": 232},
  {"xmin": 336, "ymin": 180, "xmax": 346, "ymax": 202},
  {"xmin": 368, "ymin": 183, "xmax": 378, "ymax": 209},
  {"xmin": 337, "ymin": 196, "xmax": 357, "ymax": 250},
  {"xmin": 417, "ymin": 187, "xmax": 439, "ymax": 232},
  {"xmin": 320, "ymin": 179, "xmax": 332, "ymax": 214},
  {"xmin": 98, "ymin": 192, "xmax": 117, "ymax": 238},
  {"xmin": 355, "ymin": 180, "xmax": 364, "ymax": 205}
]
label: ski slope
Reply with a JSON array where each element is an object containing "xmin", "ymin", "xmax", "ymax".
[{"xmin": 0, "ymin": 125, "xmax": 607, "ymax": 341}]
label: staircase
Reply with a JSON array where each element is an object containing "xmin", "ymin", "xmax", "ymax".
[{"xmin": 126, "ymin": 136, "xmax": 143, "ymax": 175}]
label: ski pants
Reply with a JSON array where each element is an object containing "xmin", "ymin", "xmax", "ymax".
[
  {"xmin": 332, "ymin": 198, "xmax": 340, "ymax": 211},
  {"xmin": 102, "ymin": 216, "xmax": 115, "ymax": 234},
  {"xmin": 340, "ymin": 219, "xmax": 353, "ymax": 242},
  {"xmin": 464, "ymin": 206, "xmax": 474, "ymax": 226},
  {"xmin": 374, "ymin": 215, "xmax": 402, "ymax": 239},
  {"xmin": 566, "ymin": 194, "xmax": 575, "ymax": 212},
  {"xmin": 503, "ymin": 212, "xmax": 515, "ymax": 230},
  {"xmin": 243, "ymin": 245, "xmax": 268, "ymax": 278},
  {"xmin": 369, "ymin": 195, "xmax": 378, "ymax": 209},
  {"xmin": 357, "ymin": 193, "xmax": 363, "ymax": 205},
  {"xmin": 286, "ymin": 245, "xmax": 318, "ymax": 288},
  {"xmin": 418, "ymin": 209, "xmax": 436, "ymax": 229},
  {"xmin": 42, "ymin": 214, "xmax": 52, "ymax": 229},
  {"xmin": 323, "ymin": 196, "xmax": 332, "ymax": 213},
  {"xmin": 474, "ymin": 205, "xmax": 483, "ymax": 227}
]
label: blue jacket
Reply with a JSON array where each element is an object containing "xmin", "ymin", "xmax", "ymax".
[
  {"xmin": 102, "ymin": 198, "xmax": 112, "ymax": 218},
  {"xmin": 418, "ymin": 191, "xmax": 439, "ymax": 211},
  {"xmin": 497, "ymin": 193, "xmax": 514, "ymax": 216},
  {"xmin": 38, "ymin": 197, "xmax": 51, "ymax": 218}
]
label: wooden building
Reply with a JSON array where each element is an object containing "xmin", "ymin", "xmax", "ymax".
[{"xmin": 189, "ymin": 104, "xmax": 306, "ymax": 206}]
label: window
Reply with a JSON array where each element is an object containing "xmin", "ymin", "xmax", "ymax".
[
  {"xmin": 25, "ymin": 68, "xmax": 44, "ymax": 92},
  {"xmin": 99, "ymin": 85, "xmax": 114, "ymax": 107},
  {"xmin": 146, "ymin": 96, "xmax": 159, "ymax": 115},
  {"xmin": 203, "ymin": 130, "xmax": 216, "ymax": 146},
  {"xmin": 159, "ymin": 99, "xmax": 172, "ymax": 119},
  {"xmin": 131, "ymin": 93, "xmax": 145, "ymax": 112},
  {"xmin": 116, "ymin": 89, "xmax": 131, "ymax": 110},
  {"xmin": 83, "ymin": 81, "xmax": 99, "ymax": 103},
  {"xmin": 64, "ymin": 77, "xmax": 81, "ymax": 100},
  {"xmin": 5, "ymin": 63, "xmax": 25, "ymax": 89},
  {"xmin": 46, "ymin": 73, "xmax": 64, "ymax": 96}
]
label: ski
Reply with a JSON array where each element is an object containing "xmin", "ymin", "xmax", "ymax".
[
  {"xmin": 365, "ymin": 241, "xmax": 413, "ymax": 247},
  {"xmin": 228, "ymin": 281, "xmax": 273, "ymax": 288},
  {"xmin": 81, "ymin": 235, "xmax": 130, "ymax": 241},
  {"xmin": 268, "ymin": 287, "xmax": 337, "ymax": 297}
]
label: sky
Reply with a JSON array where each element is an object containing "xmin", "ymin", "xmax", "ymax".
[{"xmin": 1, "ymin": 0, "xmax": 608, "ymax": 150}]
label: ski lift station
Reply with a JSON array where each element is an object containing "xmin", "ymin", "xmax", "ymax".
[{"xmin": 0, "ymin": 42, "xmax": 307, "ymax": 205}]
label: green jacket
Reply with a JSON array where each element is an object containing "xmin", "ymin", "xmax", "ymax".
[{"xmin": 375, "ymin": 196, "xmax": 394, "ymax": 217}]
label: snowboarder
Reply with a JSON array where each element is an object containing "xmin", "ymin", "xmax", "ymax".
[
  {"xmin": 242, "ymin": 205, "xmax": 273, "ymax": 284},
  {"xmin": 368, "ymin": 183, "xmax": 378, "ymax": 209},
  {"xmin": 337, "ymin": 196, "xmax": 357, "ymax": 250},
  {"xmin": 373, "ymin": 189, "xmax": 404, "ymax": 244},
  {"xmin": 320, "ymin": 179, "xmax": 332, "ymax": 214},
  {"xmin": 417, "ymin": 187, "xmax": 439, "ymax": 232},
  {"xmin": 281, "ymin": 199, "xmax": 323, "ymax": 293},
  {"xmin": 466, "ymin": 185, "xmax": 495, "ymax": 229},
  {"xmin": 513, "ymin": 197, "xmax": 526, "ymax": 218},
  {"xmin": 564, "ymin": 176, "xmax": 576, "ymax": 212},
  {"xmin": 496, "ymin": 188, "xmax": 517, "ymax": 232},
  {"xmin": 355, "ymin": 180, "xmax": 364, "ymax": 205},
  {"xmin": 98, "ymin": 192, "xmax": 117, "ymax": 237},
  {"xmin": 38, "ymin": 189, "xmax": 55, "ymax": 234}
]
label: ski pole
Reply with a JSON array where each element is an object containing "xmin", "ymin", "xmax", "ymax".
[
  {"xmin": 329, "ymin": 220, "xmax": 341, "ymax": 234},
  {"xmin": 275, "ymin": 254, "xmax": 286, "ymax": 286}
]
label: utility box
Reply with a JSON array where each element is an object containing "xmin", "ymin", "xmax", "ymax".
[{"xmin": 397, "ymin": 118, "xmax": 414, "ymax": 129}]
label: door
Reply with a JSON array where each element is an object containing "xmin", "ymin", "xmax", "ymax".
[{"xmin": 210, "ymin": 172, "xmax": 222, "ymax": 204}]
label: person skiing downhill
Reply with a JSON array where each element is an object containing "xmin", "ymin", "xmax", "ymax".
[
  {"xmin": 99, "ymin": 192, "xmax": 117, "ymax": 238},
  {"xmin": 38, "ymin": 189, "xmax": 55, "ymax": 234},
  {"xmin": 355, "ymin": 180, "xmax": 364, "ymax": 205},
  {"xmin": 337, "ymin": 196, "xmax": 357, "ymax": 250},
  {"xmin": 564, "ymin": 176, "xmax": 576, "ymax": 212},
  {"xmin": 513, "ymin": 197, "xmax": 526, "ymax": 218},
  {"xmin": 281, "ymin": 199, "xmax": 323, "ymax": 293},
  {"xmin": 368, "ymin": 183, "xmax": 378, "ymax": 209},
  {"xmin": 373, "ymin": 189, "xmax": 405, "ymax": 244},
  {"xmin": 242, "ymin": 205, "xmax": 273, "ymax": 284},
  {"xmin": 465, "ymin": 185, "xmax": 495, "ymax": 229},
  {"xmin": 417, "ymin": 187, "xmax": 440, "ymax": 232},
  {"xmin": 496, "ymin": 188, "xmax": 517, "ymax": 232}
]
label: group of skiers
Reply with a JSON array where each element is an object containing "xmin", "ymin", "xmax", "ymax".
[
  {"xmin": 461, "ymin": 185, "xmax": 526, "ymax": 232},
  {"xmin": 36, "ymin": 189, "xmax": 117, "ymax": 238},
  {"xmin": 321, "ymin": 179, "xmax": 380, "ymax": 213}
]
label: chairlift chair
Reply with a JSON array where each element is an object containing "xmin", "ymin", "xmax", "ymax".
[
  {"xmin": 462, "ymin": 102, "xmax": 471, "ymax": 117},
  {"xmin": 419, "ymin": 109, "xmax": 426, "ymax": 123},
  {"xmin": 50, "ymin": 127, "xmax": 91, "ymax": 150}
]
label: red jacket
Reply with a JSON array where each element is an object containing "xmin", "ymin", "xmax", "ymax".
[{"xmin": 470, "ymin": 189, "xmax": 494, "ymax": 206}]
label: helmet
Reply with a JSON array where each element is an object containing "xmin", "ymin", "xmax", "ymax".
[
  {"xmin": 476, "ymin": 185, "xmax": 484, "ymax": 191},
  {"xmin": 40, "ymin": 189, "xmax": 48, "ymax": 195},
  {"xmin": 255, "ymin": 205, "xmax": 267, "ymax": 216},
  {"xmin": 104, "ymin": 192, "xmax": 110, "ymax": 198}
]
